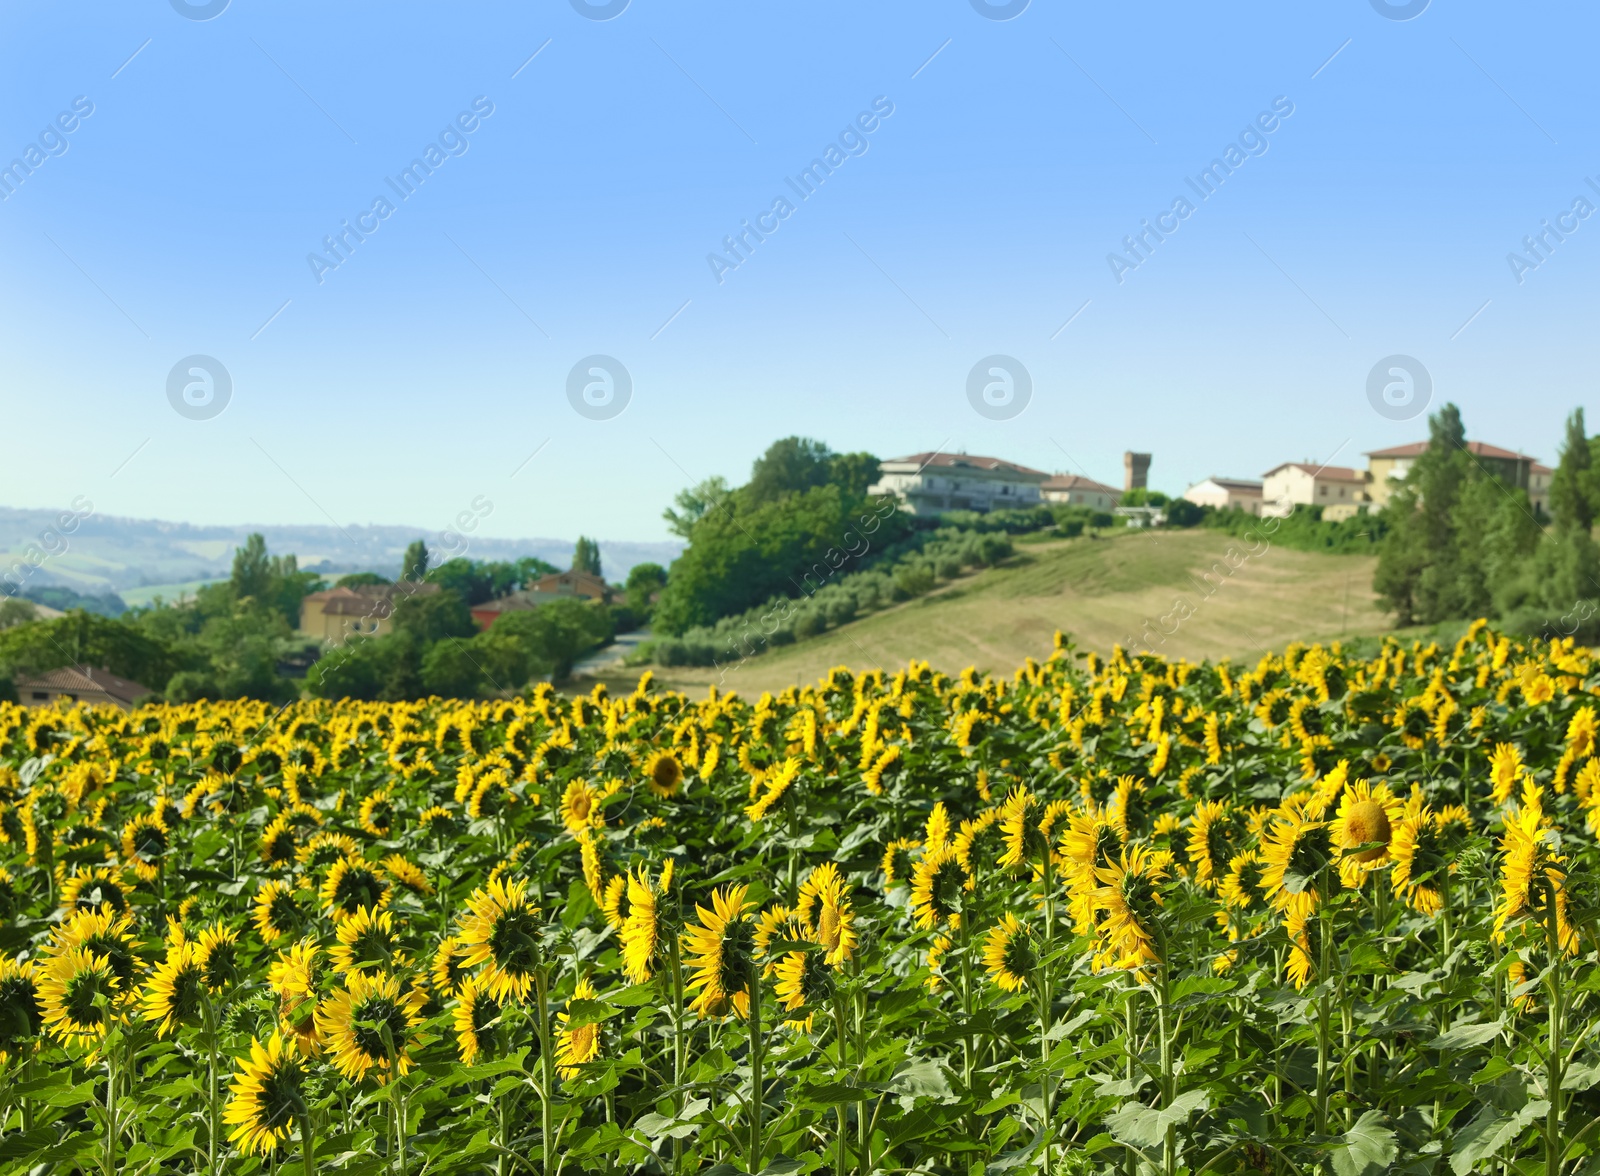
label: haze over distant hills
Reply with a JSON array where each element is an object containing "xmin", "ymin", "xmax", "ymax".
[{"xmin": 0, "ymin": 506, "xmax": 681, "ymax": 597}]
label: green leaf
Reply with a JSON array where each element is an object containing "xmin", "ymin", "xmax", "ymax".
[
  {"xmin": 1450, "ymin": 1100, "xmax": 1549, "ymax": 1176},
  {"xmin": 1105, "ymin": 1090, "xmax": 1210, "ymax": 1148},
  {"xmin": 1329, "ymin": 1111, "xmax": 1397, "ymax": 1176},
  {"xmin": 608, "ymin": 983, "xmax": 659, "ymax": 1007},
  {"xmin": 561, "ymin": 997, "xmax": 619, "ymax": 1029},
  {"xmin": 888, "ymin": 1057, "xmax": 955, "ymax": 1101},
  {"xmin": 1427, "ymin": 1018, "xmax": 1505, "ymax": 1051}
]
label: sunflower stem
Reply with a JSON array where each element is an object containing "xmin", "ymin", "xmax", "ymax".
[
  {"xmin": 747, "ymin": 969, "xmax": 765, "ymax": 1175},
  {"xmin": 1157, "ymin": 965, "xmax": 1175, "ymax": 1176},
  {"xmin": 832, "ymin": 988, "xmax": 854, "ymax": 1176},
  {"xmin": 204, "ymin": 996, "xmax": 221, "ymax": 1176},
  {"xmin": 1316, "ymin": 901, "xmax": 1333, "ymax": 1135},
  {"xmin": 669, "ymin": 938, "xmax": 687, "ymax": 1176},
  {"xmin": 534, "ymin": 967, "xmax": 557, "ymax": 1176},
  {"xmin": 1544, "ymin": 878, "xmax": 1565, "ymax": 1176},
  {"xmin": 300, "ymin": 1109, "xmax": 316, "ymax": 1176}
]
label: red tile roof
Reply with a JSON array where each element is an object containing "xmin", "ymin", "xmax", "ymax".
[
  {"xmin": 1196, "ymin": 477, "xmax": 1264, "ymax": 492},
  {"xmin": 1041, "ymin": 474, "xmax": 1119, "ymax": 493},
  {"xmin": 13, "ymin": 664, "xmax": 149, "ymax": 704},
  {"xmin": 1263, "ymin": 462, "xmax": 1364, "ymax": 481},
  {"xmin": 885, "ymin": 452, "xmax": 1050, "ymax": 478},
  {"xmin": 1364, "ymin": 440, "xmax": 1538, "ymax": 462}
]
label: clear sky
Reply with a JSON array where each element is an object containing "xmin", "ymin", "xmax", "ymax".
[{"xmin": 3, "ymin": 0, "xmax": 1595, "ymax": 544}]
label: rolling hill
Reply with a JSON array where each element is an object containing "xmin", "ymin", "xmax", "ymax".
[{"xmin": 602, "ymin": 528, "xmax": 1392, "ymax": 695}]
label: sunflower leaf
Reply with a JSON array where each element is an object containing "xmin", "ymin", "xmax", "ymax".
[
  {"xmin": 1426, "ymin": 1017, "xmax": 1505, "ymax": 1051},
  {"xmin": 562, "ymin": 997, "xmax": 619, "ymax": 1028},
  {"xmin": 1328, "ymin": 1111, "xmax": 1397, "ymax": 1176}
]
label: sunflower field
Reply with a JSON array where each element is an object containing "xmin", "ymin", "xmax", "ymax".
[{"xmin": 3, "ymin": 621, "xmax": 1600, "ymax": 1176}]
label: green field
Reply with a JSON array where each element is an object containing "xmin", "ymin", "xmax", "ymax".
[{"xmin": 613, "ymin": 528, "xmax": 1390, "ymax": 695}]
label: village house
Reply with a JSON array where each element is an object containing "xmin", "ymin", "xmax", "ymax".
[
  {"xmin": 1365, "ymin": 440, "xmax": 1548, "ymax": 514},
  {"xmin": 869, "ymin": 452, "xmax": 1049, "ymax": 515},
  {"xmin": 1040, "ymin": 474, "xmax": 1120, "ymax": 511},
  {"xmin": 1261, "ymin": 462, "xmax": 1368, "ymax": 520},
  {"xmin": 471, "ymin": 570, "xmax": 612, "ymax": 629},
  {"xmin": 299, "ymin": 581, "xmax": 441, "ymax": 646},
  {"xmin": 13, "ymin": 664, "xmax": 149, "ymax": 710},
  {"xmin": 1183, "ymin": 477, "xmax": 1265, "ymax": 515}
]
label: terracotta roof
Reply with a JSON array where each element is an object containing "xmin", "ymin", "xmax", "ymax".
[
  {"xmin": 1531, "ymin": 462, "xmax": 1554, "ymax": 474},
  {"xmin": 474, "ymin": 571, "xmax": 611, "ymax": 615},
  {"xmin": 1263, "ymin": 462, "xmax": 1364, "ymax": 481},
  {"xmin": 1195, "ymin": 477, "xmax": 1264, "ymax": 492},
  {"xmin": 305, "ymin": 582, "xmax": 439, "ymax": 617},
  {"xmin": 13, "ymin": 664, "xmax": 149, "ymax": 704},
  {"xmin": 1364, "ymin": 440, "xmax": 1538, "ymax": 462},
  {"xmin": 1041, "ymin": 474, "xmax": 1119, "ymax": 493},
  {"xmin": 884, "ymin": 452, "xmax": 1050, "ymax": 478}
]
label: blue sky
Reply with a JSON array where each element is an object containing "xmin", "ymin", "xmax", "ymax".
[{"xmin": 3, "ymin": 0, "xmax": 1596, "ymax": 544}]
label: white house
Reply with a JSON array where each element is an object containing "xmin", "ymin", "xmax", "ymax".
[
  {"xmin": 1261, "ymin": 462, "xmax": 1367, "ymax": 517},
  {"xmin": 1183, "ymin": 477, "xmax": 1264, "ymax": 515},
  {"xmin": 870, "ymin": 452, "xmax": 1049, "ymax": 516},
  {"xmin": 1041, "ymin": 474, "xmax": 1120, "ymax": 511}
]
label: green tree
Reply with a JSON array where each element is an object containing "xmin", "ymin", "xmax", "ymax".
[
  {"xmin": 663, "ymin": 476, "xmax": 731, "ymax": 539},
  {"xmin": 1374, "ymin": 403, "xmax": 1476, "ymax": 625},
  {"xmin": 571, "ymin": 537, "xmax": 603, "ymax": 578},
  {"xmin": 392, "ymin": 588, "xmax": 475, "ymax": 644},
  {"xmin": 1549, "ymin": 409, "xmax": 1596, "ymax": 532},
  {"xmin": 745, "ymin": 437, "xmax": 834, "ymax": 505},
  {"xmin": 0, "ymin": 611, "xmax": 181, "ymax": 694},
  {"xmin": 339, "ymin": 572, "xmax": 391, "ymax": 588},
  {"xmin": 477, "ymin": 598, "xmax": 611, "ymax": 682},
  {"xmin": 231, "ymin": 533, "xmax": 272, "ymax": 601},
  {"xmin": 401, "ymin": 540, "xmax": 431, "ymax": 583},
  {"xmin": 624, "ymin": 562, "xmax": 668, "ymax": 616}
]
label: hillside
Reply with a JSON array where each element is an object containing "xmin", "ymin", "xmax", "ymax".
[
  {"xmin": 600, "ymin": 528, "xmax": 1390, "ymax": 694},
  {"xmin": 0, "ymin": 506, "xmax": 680, "ymax": 596}
]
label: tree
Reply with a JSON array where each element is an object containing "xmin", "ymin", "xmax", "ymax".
[
  {"xmin": 231, "ymin": 534, "xmax": 272, "ymax": 602},
  {"xmin": 1375, "ymin": 403, "xmax": 1478, "ymax": 626},
  {"xmin": 624, "ymin": 562, "xmax": 668, "ymax": 616},
  {"xmin": 663, "ymin": 476, "xmax": 731, "ymax": 539},
  {"xmin": 0, "ymin": 611, "xmax": 181, "ymax": 694},
  {"xmin": 0, "ymin": 598, "xmax": 37, "ymax": 630},
  {"xmin": 487, "ymin": 598, "xmax": 610, "ymax": 681},
  {"xmin": 745, "ymin": 437, "xmax": 834, "ymax": 505},
  {"xmin": 401, "ymin": 540, "xmax": 430, "ymax": 583},
  {"xmin": 827, "ymin": 451, "xmax": 881, "ymax": 499},
  {"xmin": 339, "ymin": 572, "xmax": 392, "ymax": 588},
  {"xmin": 572, "ymin": 537, "xmax": 602, "ymax": 578},
  {"xmin": 1549, "ymin": 409, "xmax": 1596, "ymax": 532},
  {"xmin": 392, "ymin": 589, "xmax": 475, "ymax": 644}
]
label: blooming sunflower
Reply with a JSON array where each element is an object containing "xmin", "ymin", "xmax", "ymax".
[
  {"xmin": 682, "ymin": 883, "xmax": 757, "ymax": 1019},
  {"xmin": 59, "ymin": 865, "xmax": 132, "ymax": 916},
  {"xmin": 862, "ymin": 744, "xmax": 903, "ymax": 796},
  {"xmin": 1258, "ymin": 810, "xmax": 1336, "ymax": 916},
  {"xmin": 431, "ymin": 935, "xmax": 472, "ymax": 997},
  {"xmin": 982, "ymin": 913, "xmax": 1038, "ymax": 992},
  {"xmin": 453, "ymin": 976, "xmax": 503, "ymax": 1064},
  {"xmin": 381, "ymin": 854, "xmax": 433, "ymax": 898},
  {"xmin": 910, "ymin": 846, "xmax": 971, "ymax": 930},
  {"xmin": 358, "ymin": 789, "xmax": 396, "ymax": 837},
  {"xmin": 319, "ymin": 858, "xmax": 392, "ymax": 923},
  {"xmin": 1489, "ymin": 742, "xmax": 1523, "ymax": 805},
  {"xmin": 258, "ymin": 814, "xmax": 299, "ymax": 868},
  {"xmin": 195, "ymin": 922, "xmax": 242, "ymax": 992},
  {"xmin": 1218, "ymin": 851, "xmax": 1268, "ymax": 911},
  {"xmin": 140, "ymin": 938, "xmax": 208, "ymax": 1037},
  {"xmin": 267, "ymin": 941, "xmax": 322, "ymax": 1055},
  {"xmin": 120, "ymin": 812, "xmax": 170, "ymax": 881},
  {"xmin": 1328, "ymin": 780, "xmax": 1402, "ymax": 887},
  {"xmin": 296, "ymin": 830, "xmax": 362, "ymax": 874},
  {"xmin": 459, "ymin": 877, "xmax": 543, "ymax": 1003},
  {"xmin": 997, "ymin": 787, "xmax": 1050, "ymax": 873},
  {"xmin": 1092, "ymin": 845, "xmax": 1169, "ymax": 978},
  {"xmin": 797, "ymin": 862, "xmax": 857, "ymax": 967},
  {"xmin": 330, "ymin": 906, "xmax": 401, "ymax": 976},
  {"xmin": 252, "ymin": 880, "xmax": 306, "ymax": 944},
  {"xmin": 38, "ymin": 947, "xmax": 121, "ymax": 1050},
  {"xmin": 560, "ymin": 778, "xmax": 603, "ymax": 835},
  {"xmin": 881, "ymin": 837, "xmax": 922, "ymax": 887},
  {"xmin": 0, "ymin": 959, "xmax": 44, "ymax": 1061},
  {"xmin": 1389, "ymin": 806, "xmax": 1468, "ymax": 915},
  {"xmin": 555, "ymin": 976, "xmax": 604, "ymax": 1077},
  {"xmin": 1185, "ymin": 800, "xmax": 1239, "ymax": 891},
  {"xmin": 1493, "ymin": 808, "xmax": 1578, "ymax": 954},
  {"xmin": 924, "ymin": 802, "xmax": 952, "ymax": 855},
  {"xmin": 44, "ymin": 907, "xmax": 141, "ymax": 989},
  {"xmin": 1284, "ymin": 902, "xmax": 1322, "ymax": 990},
  {"xmin": 924, "ymin": 933, "xmax": 952, "ymax": 993},
  {"xmin": 316, "ymin": 969, "xmax": 426, "ymax": 1084},
  {"xmin": 223, "ymin": 1033, "xmax": 307, "ymax": 1155},
  {"xmin": 772, "ymin": 948, "xmax": 833, "ymax": 1029},
  {"xmin": 620, "ymin": 862, "xmax": 673, "ymax": 984},
  {"xmin": 642, "ymin": 749, "xmax": 684, "ymax": 798}
]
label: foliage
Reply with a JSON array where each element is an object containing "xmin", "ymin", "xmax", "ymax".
[
  {"xmin": 15, "ymin": 584, "xmax": 128, "ymax": 617},
  {"xmin": 572, "ymin": 538, "xmax": 603, "ymax": 579},
  {"xmin": 1205, "ymin": 505, "xmax": 1388, "ymax": 554},
  {"xmin": 401, "ymin": 540, "xmax": 431, "ymax": 584},
  {"xmin": 662, "ymin": 476, "xmax": 731, "ymax": 540},
  {"xmin": 426, "ymin": 557, "xmax": 558, "ymax": 607},
  {"xmin": 3, "ymin": 624, "xmax": 1600, "ymax": 1174}
]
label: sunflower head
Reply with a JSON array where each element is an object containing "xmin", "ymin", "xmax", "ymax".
[
  {"xmin": 911, "ymin": 847, "xmax": 971, "ymax": 930},
  {"xmin": 330, "ymin": 906, "xmax": 400, "ymax": 977},
  {"xmin": 643, "ymin": 750, "xmax": 684, "ymax": 798},
  {"xmin": 38, "ymin": 947, "xmax": 121, "ymax": 1050},
  {"xmin": 223, "ymin": 1033, "xmax": 307, "ymax": 1155},
  {"xmin": 982, "ymin": 913, "xmax": 1038, "ymax": 993},
  {"xmin": 317, "ymin": 969, "xmax": 426, "ymax": 1084},
  {"xmin": 252, "ymin": 880, "xmax": 306, "ymax": 944},
  {"xmin": 195, "ymin": 923, "xmax": 242, "ymax": 992},
  {"xmin": 556, "ymin": 977, "xmax": 604, "ymax": 1078},
  {"xmin": 683, "ymin": 884, "xmax": 757, "ymax": 1019},
  {"xmin": 140, "ymin": 939, "xmax": 208, "ymax": 1037},
  {"xmin": 0, "ymin": 959, "xmax": 44, "ymax": 1060},
  {"xmin": 460, "ymin": 877, "xmax": 544, "ymax": 1003},
  {"xmin": 319, "ymin": 857, "xmax": 392, "ymax": 923},
  {"xmin": 453, "ymin": 976, "xmax": 504, "ymax": 1065}
]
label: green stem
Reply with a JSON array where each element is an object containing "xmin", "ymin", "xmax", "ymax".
[
  {"xmin": 670, "ymin": 940, "xmax": 687, "ymax": 1176},
  {"xmin": 1316, "ymin": 903, "xmax": 1333, "ymax": 1135},
  {"xmin": 301, "ymin": 1110, "xmax": 316, "ymax": 1176},
  {"xmin": 534, "ymin": 969, "xmax": 557, "ymax": 1176},
  {"xmin": 205, "ymin": 998, "xmax": 221, "ymax": 1176},
  {"xmin": 833, "ymin": 989, "xmax": 854, "ymax": 1176},
  {"xmin": 748, "ymin": 973, "xmax": 765, "ymax": 1175},
  {"xmin": 1157, "ymin": 966, "xmax": 1175, "ymax": 1176},
  {"xmin": 1545, "ymin": 882, "xmax": 1565, "ymax": 1176}
]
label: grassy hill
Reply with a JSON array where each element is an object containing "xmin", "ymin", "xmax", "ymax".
[{"xmin": 599, "ymin": 528, "xmax": 1392, "ymax": 695}]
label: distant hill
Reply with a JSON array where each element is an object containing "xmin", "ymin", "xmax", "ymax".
[{"xmin": 0, "ymin": 507, "xmax": 681, "ymax": 595}]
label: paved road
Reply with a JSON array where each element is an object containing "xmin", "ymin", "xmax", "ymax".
[{"xmin": 571, "ymin": 628, "xmax": 651, "ymax": 678}]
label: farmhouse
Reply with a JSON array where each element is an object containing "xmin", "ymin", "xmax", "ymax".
[
  {"xmin": 13, "ymin": 664, "xmax": 149, "ymax": 711},
  {"xmin": 1041, "ymin": 474, "xmax": 1120, "ymax": 510},
  {"xmin": 1261, "ymin": 462, "xmax": 1368, "ymax": 519},
  {"xmin": 1365, "ymin": 440, "xmax": 1548, "ymax": 514},
  {"xmin": 869, "ymin": 452, "xmax": 1049, "ymax": 516},
  {"xmin": 472, "ymin": 570, "xmax": 612, "ymax": 629},
  {"xmin": 1184, "ymin": 476, "xmax": 1265, "ymax": 515},
  {"xmin": 299, "ymin": 581, "xmax": 440, "ymax": 646}
]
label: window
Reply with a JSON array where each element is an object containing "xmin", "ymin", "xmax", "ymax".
[
  {"xmin": 32, "ymin": 692, "xmax": 48, "ymax": 701},
  {"xmin": 1319, "ymin": 485, "xmax": 1327, "ymax": 497}
]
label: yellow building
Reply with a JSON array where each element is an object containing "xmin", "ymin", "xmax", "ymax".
[{"xmin": 299, "ymin": 582, "xmax": 439, "ymax": 646}]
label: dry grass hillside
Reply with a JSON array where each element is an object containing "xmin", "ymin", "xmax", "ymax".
[{"xmin": 585, "ymin": 528, "xmax": 1391, "ymax": 696}]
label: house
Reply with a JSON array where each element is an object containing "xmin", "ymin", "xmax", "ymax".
[
  {"xmin": 1529, "ymin": 463, "xmax": 1553, "ymax": 516},
  {"xmin": 1365, "ymin": 441, "xmax": 1543, "ymax": 509},
  {"xmin": 471, "ymin": 571, "xmax": 612, "ymax": 630},
  {"xmin": 299, "ymin": 581, "xmax": 440, "ymax": 646},
  {"xmin": 1183, "ymin": 477, "xmax": 1265, "ymax": 515},
  {"xmin": 1261, "ymin": 462, "xmax": 1368, "ymax": 518},
  {"xmin": 1114, "ymin": 505, "xmax": 1165, "ymax": 528},
  {"xmin": 869, "ymin": 452, "xmax": 1049, "ymax": 516},
  {"xmin": 13, "ymin": 665, "xmax": 149, "ymax": 711},
  {"xmin": 1041, "ymin": 474, "xmax": 1120, "ymax": 511}
]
